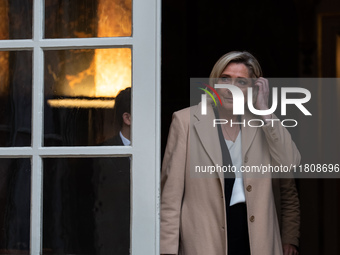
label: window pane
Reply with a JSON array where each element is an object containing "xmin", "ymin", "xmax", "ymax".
[
  {"xmin": 0, "ymin": 1, "xmax": 32, "ymax": 40},
  {"xmin": 0, "ymin": 158, "xmax": 31, "ymax": 254},
  {"xmin": 45, "ymin": 0, "xmax": 132, "ymax": 38},
  {"xmin": 0, "ymin": 51, "xmax": 32, "ymax": 147},
  {"xmin": 44, "ymin": 48, "xmax": 131, "ymax": 146},
  {"xmin": 43, "ymin": 157, "xmax": 130, "ymax": 255}
]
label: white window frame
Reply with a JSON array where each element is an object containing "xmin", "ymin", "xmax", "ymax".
[{"xmin": 0, "ymin": 0, "xmax": 161, "ymax": 254}]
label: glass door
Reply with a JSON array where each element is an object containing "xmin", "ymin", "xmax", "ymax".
[{"xmin": 0, "ymin": 0, "xmax": 160, "ymax": 254}]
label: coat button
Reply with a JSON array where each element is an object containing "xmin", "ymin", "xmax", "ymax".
[
  {"xmin": 249, "ymin": 215, "xmax": 255, "ymax": 222},
  {"xmin": 244, "ymin": 156, "xmax": 248, "ymax": 163},
  {"xmin": 246, "ymin": 185, "xmax": 252, "ymax": 192},
  {"xmin": 222, "ymin": 226, "xmax": 225, "ymax": 230}
]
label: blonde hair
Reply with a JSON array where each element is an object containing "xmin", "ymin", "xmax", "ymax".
[{"xmin": 209, "ymin": 51, "xmax": 262, "ymax": 87}]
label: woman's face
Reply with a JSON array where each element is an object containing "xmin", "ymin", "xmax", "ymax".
[{"xmin": 216, "ymin": 62, "xmax": 252, "ymax": 112}]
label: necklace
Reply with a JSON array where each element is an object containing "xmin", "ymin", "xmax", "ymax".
[{"xmin": 222, "ymin": 123, "xmax": 239, "ymax": 142}]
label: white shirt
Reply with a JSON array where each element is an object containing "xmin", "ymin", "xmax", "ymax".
[
  {"xmin": 119, "ymin": 131, "xmax": 131, "ymax": 146},
  {"xmin": 225, "ymin": 132, "xmax": 246, "ymax": 206}
]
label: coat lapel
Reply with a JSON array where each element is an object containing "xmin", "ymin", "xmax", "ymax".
[
  {"xmin": 192, "ymin": 104, "xmax": 258, "ymax": 188},
  {"xmin": 193, "ymin": 104, "xmax": 224, "ymax": 184}
]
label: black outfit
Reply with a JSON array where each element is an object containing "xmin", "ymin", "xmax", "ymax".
[
  {"xmin": 214, "ymin": 108, "xmax": 251, "ymax": 255},
  {"xmin": 92, "ymin": 135, "xmax": 130, "ymax": 255}
]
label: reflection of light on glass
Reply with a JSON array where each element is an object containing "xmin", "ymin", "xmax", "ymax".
[
  {"xmin": 95, "ymin": 0, "xmax": 131, "ymax": 97},
  {"xmin": 95, "ymin": 48, "xmax": 131, "ymax": 97},
  {"xmin": 47, "ymin": 99, "xmax": 115, "ymax": 108},
  {"xmin": 97, "ymin": 0, "xmax": 132, "ymax": 37},
  {"xmin": 0, "ymin": 51, "xmax": 9, "ymax": 95},
  {"xmin": 64, "ymin": 60, "xmax": 96, "ymax": 97},
  {"xmin": 0, "ymin": 1, "xmax": 9, "ymax": 96},
  {"xmin": 50, "ymin": 0, "xmax": 132, "ymax": 107},
  {"xmin": 0, "ymin": 1, "xmax": 8, "ymax": 39}
]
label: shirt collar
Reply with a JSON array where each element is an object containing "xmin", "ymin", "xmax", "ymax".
[{"xmin": 119, "ymin": 131, "xmax": 131, "ymax": 146}]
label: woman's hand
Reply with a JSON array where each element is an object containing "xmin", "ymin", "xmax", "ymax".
[
  {"xmin": 254, "ymin": 77, "xmax": 271, "ymax": 121},
  {"xmin": 283, "ymin": 243, "xmax": 299, "ymax": 255}
]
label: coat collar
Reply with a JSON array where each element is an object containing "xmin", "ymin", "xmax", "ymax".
[
  {"xmin": 193, "ymin": 103, "xmax": 224, "ymax": 182},
  {"xmin": 193, "ymin": 103, "xmax": 258, "ymax": 184}
]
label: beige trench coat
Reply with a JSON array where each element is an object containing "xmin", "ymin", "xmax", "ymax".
[{"xmin": 160, "ymin": 103, "xmax": 301, "ymax": 255}]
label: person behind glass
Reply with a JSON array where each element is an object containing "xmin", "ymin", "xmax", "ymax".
[
  {"xmin": 92, "ymin": 87, "xmax": 131, "ymax": 254},
  {"xmin": 107, "ymin": 87, "xmax": 131, "ymax": 146},
  {"xmin": 160, "ymin": 51, "xmax": 300, "ymax": 255}
]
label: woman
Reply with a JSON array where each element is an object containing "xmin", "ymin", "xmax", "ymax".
[{"xmin": 160, "ymin": 51, "xmax": 300, "ymax": 255}]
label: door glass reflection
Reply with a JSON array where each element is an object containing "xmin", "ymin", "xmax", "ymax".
[
  {"xmin": 0, "ymin": 158, "xmax": 31, "ymax": 254},
  {"xmin": 45, "ymin": 0, "xmax": 132, "ymax": 38},
  {"xmin": 43, "ymin": 157, "xmax": 130, "ymax": 255},
  {"xmin": 0, "ymin": 0, "xmax": 32, "ymax": 40},
  {"xmin": 0, "ymin": 51, "xmax": 32, "ymax": 147},
  {"xmin": 44, "ymin": 48, "xmax": 131, "ymax": 146}
]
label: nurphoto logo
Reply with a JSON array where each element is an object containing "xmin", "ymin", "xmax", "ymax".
[{"xmin": 199, "ymin": 84, "xmax": 312, "ymax": 127}]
